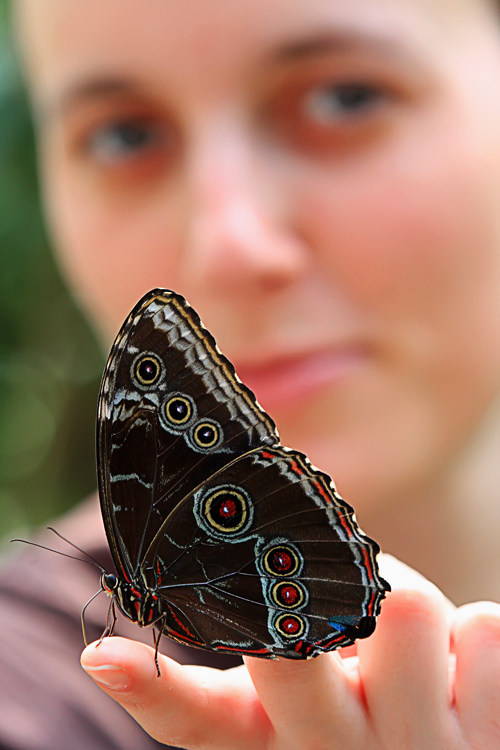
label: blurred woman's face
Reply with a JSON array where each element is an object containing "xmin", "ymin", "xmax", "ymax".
[{"xmin": 17, "ymin": 0, "xmax": 500, "ymax": 512}]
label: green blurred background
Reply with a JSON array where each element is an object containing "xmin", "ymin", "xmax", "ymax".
[{"xmin": 0, "ymin": 1, "xmax": 104, "ymax": 544}]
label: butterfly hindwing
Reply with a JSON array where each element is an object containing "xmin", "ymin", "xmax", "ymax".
[{"xmin": 143, "ymin": 445, "xmax": 387, "ymax": 657}]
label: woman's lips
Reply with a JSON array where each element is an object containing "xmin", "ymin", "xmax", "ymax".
[{"xmin": 234, "ymin": 346, "xmax": 366, "ymax": 414}]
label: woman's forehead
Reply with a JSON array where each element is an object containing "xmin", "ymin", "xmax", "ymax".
[
  {"xmin": 16, "ymin": 0, "xmax": 486, "ymax": 88},
  {"xmin": 15, "ymin": 0, "xmax": 493, "ymax": 111}
]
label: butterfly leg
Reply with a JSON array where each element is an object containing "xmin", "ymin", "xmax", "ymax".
[
  {"xmin": 98, "ymin": 596, "xmax": 118, "ymax": 644},
  {"xmin": 108, "ymin": 598, "xmax": 118, "ymax": 637},
  {"xmin": 152, "ymin": 616, "xmax": 166, "ymax": 677}
]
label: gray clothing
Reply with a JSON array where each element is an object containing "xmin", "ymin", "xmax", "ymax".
[{"xmin": 0, "ymin": 498, "xmax": 241, "ymax": 749}]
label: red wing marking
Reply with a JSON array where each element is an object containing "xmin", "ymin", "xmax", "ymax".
[
  {"xmin": 121, "ymin": 568, "xmax": 131, "ymax": 584},
  {"xmin": 366, "ymin": 589, "xmax": 377, "ymax": 616},
  {"xmin": 261, "ymin": 451, "xmax": 274, "ymax": 460},
  {"xmin": 360, "ymin": 547, "xmax": 382, "ymax": 616},
  {"xmin": 217, "ymin": 645, "xmax": 271, "ymax": 655},
  {"xmin": 156, "ymin": 561, "xmax": 163, "ymax": 587},
  {"xmin": 337, "ymin": 512, "xmax": 354, "ymax": 538},
  {"xmin": 167, "ymin": 604, "xmax": 198, "ymax": 639},
  {"xmin": 290, "ymin": 459, "xmax": 303, "ymax": 476},
  {"xmin": 313, "ymin": 479, "xmax": 332, "ymax": 506},
  {"xmin": 361, "ymin": 548, "xmax": 375, "ymax": 583},
  {"xmin": 318, "ymin": 632, "xmax": 350, "ymax": 650}
]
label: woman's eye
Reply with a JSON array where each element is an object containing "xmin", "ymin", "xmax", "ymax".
[
  {"xmin": 303, "ymin": 83, "xmax": 384, "ymax": 124},
  {"xmin": 85, "ymin": 120, "xmax": 164, "ymax": 163},
  {"xmin": 265, "ymin": 77, "xmax": 394, "ymax": 154}
]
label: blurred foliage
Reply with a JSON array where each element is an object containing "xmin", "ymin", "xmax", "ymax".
[{"xmin": 0, "ymin": 2, "xmax": 104, "ymax": 543}]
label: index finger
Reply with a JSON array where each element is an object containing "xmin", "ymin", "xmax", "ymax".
[{"xmin": 81, "ymin": 637, "xmax": 269, "ymax": 750}]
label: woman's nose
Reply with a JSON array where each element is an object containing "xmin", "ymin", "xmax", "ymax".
[{"xmin": 180, "ymin": 118, "xmax": 308, "ymax": 298}]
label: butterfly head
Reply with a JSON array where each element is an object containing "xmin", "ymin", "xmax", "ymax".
[{"xmin": 101, "ymin": 572, "xmax": 119, "ymax": 596}]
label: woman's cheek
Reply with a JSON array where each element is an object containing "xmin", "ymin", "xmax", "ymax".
[
  {"xmin": 42, "ymin": 166, "xmax": 167, "ymax": 334},
  {"xmin": 281, "ymin": 132, "xmax": 500, "ymax": 498},
  {"xmin": 292, "ymin": 117, "xmax": 496, "ymax": 321}
]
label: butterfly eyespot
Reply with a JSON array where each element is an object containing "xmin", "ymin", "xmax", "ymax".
[
  {"xmin": 187, "ymin": 419, "xmax": 223, "ymax": 452},
  {"xmin": 166, "ymin": 397, "xmax": 192, "ymax": 424},
  {"xmin": 163, "ymin": 395, "xmax": 193, "ymax": 425},
  {"xmin": 273, "ymin": 612, "xmax": 306, "ymax": 640},
  {"xmin": 132, "ymin": 353, "xmax": 163, "ymax": 387},
  {"xmin": 193, "ymin": 422, "xmax": 219, "ymax": 447},
  {"xmin": 159, "ymin": 393, "xmax": 196, "ymax": 434},
  {"xmin": 196, "ymin": 484, "xmax": 254, "ymax": 536},
  {"xmin": 271, "ymin": 580, "xmax": 307, "ymax": 610},
  {"xmin": 262, "ymin": 545, "xmax": 302, "ymax": 577}
]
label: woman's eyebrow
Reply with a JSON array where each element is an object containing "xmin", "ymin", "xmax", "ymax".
[
  {"xmin": 40, "ymin": 77, "xmax": 140, "ymax": 120},
  {"xmin": 271, "ymin": 30, "xmax": 415, "ymax": 64}
]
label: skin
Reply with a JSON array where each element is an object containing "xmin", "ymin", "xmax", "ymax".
[{"xmin": 14, "ymin": 0, "xmax": 500, "ymax": 746}]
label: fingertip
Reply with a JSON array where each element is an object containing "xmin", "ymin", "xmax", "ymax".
[{"xmin": 81, "ymin": 637, "xmax": 159, "ymax": 694}]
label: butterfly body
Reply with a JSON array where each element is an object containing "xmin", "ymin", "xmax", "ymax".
[
  {"xmin": 97, "ymin": 289, "xmax": 390, "ymax": 660},
  {"xmin": 101, "ymin": 571, "xmax": 162, "ymax": 628}
]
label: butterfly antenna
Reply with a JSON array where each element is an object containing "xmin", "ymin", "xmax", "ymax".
[
  {"xmin": 11, "ymin": 537, "xmax": 105, "ymax": 573},
  {"xmin": 46, "ymin": 527, "xmax": 106, "ymax": 570}
]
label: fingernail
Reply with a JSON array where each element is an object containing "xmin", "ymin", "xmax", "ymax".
[{"xmin": 82, "ymin": 664, "xmax": 130, "ymax": 690}]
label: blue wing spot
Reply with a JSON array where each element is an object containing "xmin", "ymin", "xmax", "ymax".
[{"xmin": 328, "ymin": 615, "xmax": 359, "ymax": 631}]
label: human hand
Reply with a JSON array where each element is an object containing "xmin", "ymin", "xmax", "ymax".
[{"xmin": 80, "ymin": 554, "xmax": 500, "ymax": 749}]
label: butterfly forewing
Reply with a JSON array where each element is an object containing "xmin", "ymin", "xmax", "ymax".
[
  {"xmin": 97, "ymin": 290, "xmax": 278, "ymax": 576},
  {"xmin": 97, "ymin": 289, "xmax": 390, "ymax": 658}
]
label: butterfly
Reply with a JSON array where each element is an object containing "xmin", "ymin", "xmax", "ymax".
[{"xmin": 96, "ymin": 289, "xmax": 390, "ymax": 671}]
